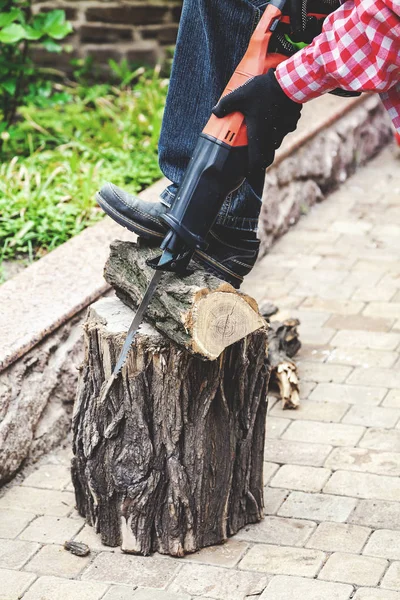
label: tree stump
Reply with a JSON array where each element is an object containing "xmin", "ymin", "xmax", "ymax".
[
  {"xmin": 71, "ymin": 241, "xmax": 301, "ymax": 557},
  {"xmin": 72, "ymin": 297, "xmax": 269, "ymax": 557}
]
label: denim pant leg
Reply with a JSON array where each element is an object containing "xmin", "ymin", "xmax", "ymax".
[{"xmin": 158, "ymin": 0, "xmax": 268, "ymax": 233}]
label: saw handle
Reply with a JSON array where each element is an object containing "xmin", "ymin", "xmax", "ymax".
[{"xmin": 203, "ymin": 0, "xmax": 287, "ymax": 147}]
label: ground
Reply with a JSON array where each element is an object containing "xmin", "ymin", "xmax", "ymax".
[{"xmin": 0, "ymin": 145, "xmax": 400, "ymax": 599}]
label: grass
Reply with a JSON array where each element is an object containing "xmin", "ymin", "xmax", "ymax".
[{"xmin": 0, "ymin": 66, "xmax": 168, "ymax": 280}]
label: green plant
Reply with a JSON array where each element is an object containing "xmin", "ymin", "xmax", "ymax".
[
  {"xmin": 0, "ymin": 0, "xmax": 72, "ymax": 137},
  {"xmin": 0, "ymin": 67, "xmax": 168, "ymax": 269}
]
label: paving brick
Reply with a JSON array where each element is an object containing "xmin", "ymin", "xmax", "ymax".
[
  {"xmin": 264, "ymin": 488, "xmax": 289, "ymax": 515},
  {"xmin": 167, "ymin": 564, "xmax": 269, "ymax": 600},
  {"xmin": 350, "ymin": 499, "xmax": 400, "ymax": 530},
  {"xmin": 22, "ymin": 464, "xmax": 71, "ymax": 490},
  {"xmin": 326, "ymin": 447, "xmax": 400, "ymax": 476},
  {"xmin": 96, "ymin": 586, "xmax": 140, "ymax": 600},
  {"xmin": 20, "ymin": 516, "xmax": 83, "ymax": 544},
  {"xmin": 383, "ymin": 390, "xmax": 400, "ymax": 408},
  {"xmin": 310, "ymin": 383, "xmax": 386, "ymax": 406},
  {"xmin": 264, "ymin": 439, "xmax": 333, "ymax": 466},
  {"xmin": 282, "ymin": 421, "xmax": 365, "ymax": 447},
  {"xmin": 318, "ymin": 552, "xmax": 387, "ymax": 586},
  {"xmin": 301, "ymin": 297, "xmax": 364, "ymax": 315},
  {"xmin": 330, "ymin": 220, "xmax": 373, "ymax": 234},
  {"xmin": 133, "ymin": 590, "xmax": 191, "ymax": 600},
  {"xmin": 305, "ymin": 522, "xmax": 371, "ymax": 553},
  {"xmin": 382, "ymin": 562, "xmax": 400, "ymax": 591},
  {"xmin": 0, "ymin": 508, "xmax": 35, "ymax": 538},
  {"xmin": 288, "ymin": 268, "xmax": 347, "ymax": 284},
  {"xmin": 352, "ymin": 285, "xmax": 397, "ymax": 301},
  {"xmin": 297, "ymin": 345, "xmax": 332, "ymax": 363},
  {"xmin": 235, "ymin": 516, "xmax": 316, "ymax": 547},
  {"xmin": 270, "ymin": 400, "xmax": 349, "ymax": 423},
  {"xmin": 359, "ymin": 428, "xmax": 400, "ymax": 451},
  {"xmin": 183, "ymin": 539, "xmax": 248, "ymax": 568},
  {"xmin": 325, "ymin": 314, "xmax": 393, "ymax": 332},
  {"xmin": 347, "ymin": 367, "xmax": 400, "ymax": 389},
  {"xmin": 270, "ymin": 465, "xmax": 331, "ymax": 493},
  {"xmin": 330, "ymin": 330, "xmax": 400, "ymax": 350},
  {"xmin": 353, "ymin": 589, "xmax": 400, "ymax": 600},
  {"xmin": 292, "ymin": 280, "xmax": 357, "ymax": 300},
  {"xmin": 239, "ymin": 543, "xmax": 325, "ymax": 577},
  {"xmin": 0, "ymin": 487, "xmax": 74, "ymax": 516},
  {"xmin": 23, "ymin": 576, "xmax": 108, "ymax": 600},
  {"xmin": 24, "ymin": 544, "xmax": 91, "ymax": 577},
  {"xmin": 325, "ymin": 470, "xmax": 400, "ymax": 502},
  {"xmin": 73, "ymin": 524, "xmax": 117, "ymax": 552},
  {"xmin": 263, "ymin": 462, "xmax": 279, "ymax": 484},
  {"xmin": 259, "ymin": 575, "xmax": 353, "ymax": 599},
  {"xmin": 82, "ymin": 553, "xmax": 179, "ymax": 587},
  {"xmin": 342, "ymin": 405, "xmax": 400, "ymax": 428},
  {"xmin": 266, "ymin": 417, "xmax": 290, "ymax": 439},
  {"xmin": 363, "ymin": 530, "xmax": 400, "ymax": 560},
  {"xmin": 0, "ymin": 567, "xmax": 36, "ymax": 600},
  {"xmin": 298, "ymin": 362, "xmax": 352, "ymax": 383},
  {"xmin": 296, "ymin": 327, "xmax": 336, "ymax": 346},
  {"xmin": 364, "ymin": 302, "xmax": 400, "ymax": 319},
  {"xmin": 341, "ymin": 270, "xmax": 383, "ymax": 287},
  {"xmin": 278, "ymin": 491, "xmax": 357, "ymax": 523},
  {"xmin": 0, "ymin": 538, "xmax": 39, "ymax": 569},
  {"xmin": 326, "ymin": 347, "xmax": 397, "ymax": 368}
]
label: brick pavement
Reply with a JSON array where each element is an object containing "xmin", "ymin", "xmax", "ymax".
[{"xmin": 1, "ymin": 146, "xmax": 400, "ymax": 599}]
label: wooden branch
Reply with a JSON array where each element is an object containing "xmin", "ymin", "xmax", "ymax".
[
  {"xmin": 104, "ymin": 240, "xmax": 266, "ymax": 360},
  {"xmin": 72, "ymin": 297, "xmax": 270, "ymax": 557},
  {"xmin": 267, "ymin": 319, "xmax": 301, "ymax": 409}
]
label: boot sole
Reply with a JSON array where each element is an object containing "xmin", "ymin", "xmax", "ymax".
[{"xmin": 97, "ymin": 192, "xmax": 243, "ymax": 288}]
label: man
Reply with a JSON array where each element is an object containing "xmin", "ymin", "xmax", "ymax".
[{"xmin": 97, "ymin": 0, "xmax": 400, "ymax": 288}]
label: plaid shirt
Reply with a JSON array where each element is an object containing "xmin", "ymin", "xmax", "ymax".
[{"xmin": 275, "ymin": 0, "xmax": 400, "ymax": 133}]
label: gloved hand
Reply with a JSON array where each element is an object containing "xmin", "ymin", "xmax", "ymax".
[{"xmin": 213, "ymin": 69, "xmax": 302, "ymax": 190}]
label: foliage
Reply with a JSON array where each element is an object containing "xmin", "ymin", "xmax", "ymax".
[
  {"xmin": 0, "ymin": 0, "xmax": 72, "ymax": 136},
  {"xmin": 0, "ymin": 66, "xmax": 168, "ymax": 275}
]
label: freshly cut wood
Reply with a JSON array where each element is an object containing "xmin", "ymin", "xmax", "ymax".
[
  {"xmin": 72, "ymin": 297, "xmax": 270, "ymax": 557},
  {"xmin": 104, "ymin": 240, "xmax": 265, "ymax": 360}
]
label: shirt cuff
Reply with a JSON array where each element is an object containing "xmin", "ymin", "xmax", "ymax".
[{"xmin": 275, "ymin": 50, "xmax": 337, "ymax": 103}]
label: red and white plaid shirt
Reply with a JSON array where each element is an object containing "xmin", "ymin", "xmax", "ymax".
[{"xmin": 275, "ymin": 0, "xmax": 400, "ymax": 132}]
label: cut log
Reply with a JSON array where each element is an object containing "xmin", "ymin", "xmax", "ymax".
[
  {"xmin": 72, "ymin": 297, "xmax": 270, "ymax": 557},
  {"xmin": 103, "ymin": 240, "xmax": 265, "ymax": 360}
]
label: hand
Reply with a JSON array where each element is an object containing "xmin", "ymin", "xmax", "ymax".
[{"xmin": 213, "ymin": 70, "xmax": 302, "ymax": 189}]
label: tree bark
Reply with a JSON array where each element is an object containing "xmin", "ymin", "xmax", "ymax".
[
  {"xmin": 72, "ymin": 297, "xmax": 270, "ymax": 557},
  {"xmin": 103, "ymin": 240, "xmax": 265, "ymax": 360}
]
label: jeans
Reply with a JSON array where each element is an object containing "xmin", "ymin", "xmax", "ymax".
[{"xmin": 158, "ymin": 0, "xmax": 269, "ymax": 233}]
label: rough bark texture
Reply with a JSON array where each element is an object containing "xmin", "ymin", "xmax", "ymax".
[
  {"xmin": 104, "ymin": 240, "xmax": 265, "ymax": 360},
  {"xmin": 72, "ymin": 297, "xmax": 269, "ymax": 556},
  {"xmin": 0, "ymin": 313, "xmax": 84, "ymax": 485}
]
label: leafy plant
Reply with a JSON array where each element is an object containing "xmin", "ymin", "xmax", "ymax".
[
  {"xmin": 0, "ymin": 67, "xmax": 168, "ymax": 271},
  {"xmin": 0, "ymin": 0, "xmax": 72, "ymax": 138}
]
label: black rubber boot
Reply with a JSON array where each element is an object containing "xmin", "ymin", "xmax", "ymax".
[{"xmin": 96, "ymin": 183, "xmax": 260, "ymax": 288}]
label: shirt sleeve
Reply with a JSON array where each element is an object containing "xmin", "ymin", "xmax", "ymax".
[{"xmin": 275, "ymin": 0, "xmax": 400, "ymax": 103}]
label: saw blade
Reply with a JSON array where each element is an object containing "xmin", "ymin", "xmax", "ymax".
[{"xmin": 99, "ymin": 269, "xmax": 163, "ymax": 402}]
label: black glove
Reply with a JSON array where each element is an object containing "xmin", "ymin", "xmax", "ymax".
[{"xmin": 213, "ymin": 69, "xmax": 302, "ymax": 190}]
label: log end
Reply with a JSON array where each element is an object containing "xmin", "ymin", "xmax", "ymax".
[{"xmin": 187, "ymin": 285, "xmax": 267, "ymax": 360}]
